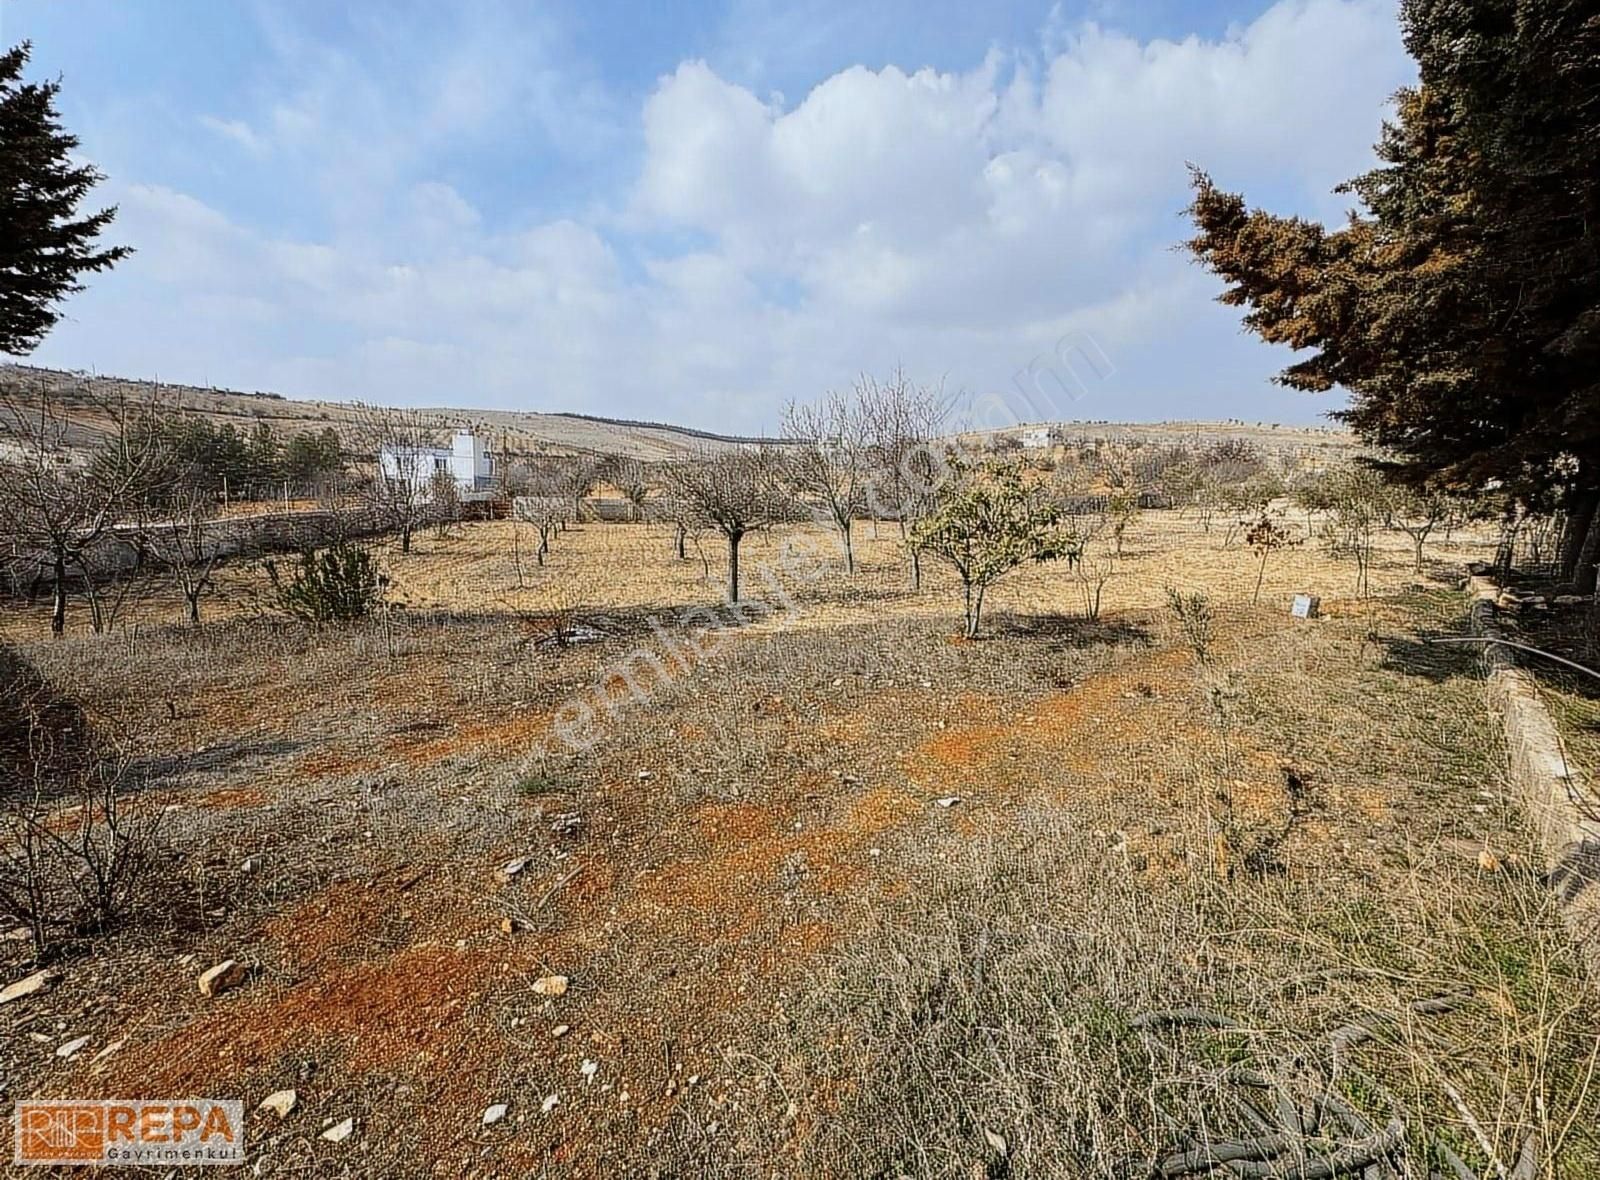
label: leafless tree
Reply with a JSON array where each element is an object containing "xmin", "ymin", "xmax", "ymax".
[
  {"xmin": 350, "ymin": 403, "xmax": 437, "ymax": 554},
  {"xmin": 782, "ymin": 389, "xmax": 873, "ymax": 574},
  {"xmin": 558, "ymin": 455, "xmax": 605, "ymax": 524},
  {"xmin": 859, "ymin": 369, "xmax": 955, "ymax": 590},
  {"xmin": 662, "ymin": 447, "xmax": 793, "ymax": 602},
  {"xmin": 608, "ymin": 455, "xmax": 652, "ymax": 522},
  {"xmin": 163, "ymin": 479, "xmax": 223, "ymax": 625},
  {"xmin": 0, "ymin": 383, "xmax": 164, "ymax": 635}
]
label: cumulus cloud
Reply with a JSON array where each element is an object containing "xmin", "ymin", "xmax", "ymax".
[{"xmin": 29, "ymin": 0, "xmax": 1414, "ymax": 432}]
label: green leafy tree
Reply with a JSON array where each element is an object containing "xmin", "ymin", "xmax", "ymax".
[
  {"xmin": 1186, "ymin": 1, "xmax": 1600, "ymax": 586},
  {"xmin": 0, "ymin": 42, "xmax": 130, "ymax": 355},
  {"xmin": 912, "ymin": 456, "xmax": 1071, "ymax": 639}
]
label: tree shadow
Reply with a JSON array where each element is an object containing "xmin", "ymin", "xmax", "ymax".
[
  {"xmin": 128, "ymin": 738, "xmax": 305, "ymax": 790},
  {"xmin": 0, "ymin": 643, "xmax": 93, "ymax": 804},
  {"xmin": 988, "ymin": 611, "xmax": 1155, "ymax": 650},
  {"xmin": 1377, "ymin": 632, "xmax": 1482, "ymax": 683}
]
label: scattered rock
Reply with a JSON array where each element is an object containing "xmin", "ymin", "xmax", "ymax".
[
  {"xmin": 551, "ymin": 1024, "xmax": 570, "ymax": 1038},
  {"xmin": 258, "ymin": 1089, "xmax": 297, "ymax": 1119},
  {"xmin": 321, "ymin": 1117, "xmax": 355, "ymax": 1143},
  {"xmin": 1478, "ymin": 849, "xmax": 1504, "ymax": 873},
  {"xmin": 198, "ymin": 960, "xmax": 250, "ymax": 997},
  {"xmin": 56, "ymin": 1035, "xmax": 91, "ymax": 1060},
  {"xmin": 541, "ymin": 1094, "xmax": 559, "ymax": 1113},
  {"xmin": 1, "ymin": 968, "xmax": 59, "ymax": 1005},
  {"xmin": 532, "ymin": 975, "xmax": 569, "ymax": 997},
  {"xmin": 636, "ymin": 770, "xmax": 654, "ymax": 781},
  {"xmin": 482, "ymin": 1103, "xmax": 508, "ymax": 1126},
  {"xmin": 240, "ymin": 857, "xmax": 259, "ymax": 873},
  {"xmin": 580, "ymin": 1059, "xmax": 598, "ymax": 1084},
  {"xmin": 497, "ymin": 858, "xmax": 529, "ymax": 883},
  {"xmin": 91, "ymin": 1039, "xmax": 126, "ymax": 1065},
  {"xmin": 933, "ymin": 796, "xmax": 961, "ymax": 808},
  {"xmin": 983, "ymin": 1128, "xmax": 1009, "ymax": 1156},
  {"xmin": 550, "ymin": 813, "xmax": 583, "ymax": 836}
]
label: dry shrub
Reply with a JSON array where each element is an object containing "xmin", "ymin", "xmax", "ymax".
[{"xmin": 742, "ymin": 808, "xmax": 1599, "ymax": 1180}]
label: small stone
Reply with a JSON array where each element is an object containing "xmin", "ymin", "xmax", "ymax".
[
  {"xmin": 258, "ymin": 1089, "xmax": 297, "ymax": 1119},
  {"xmin": 1, "ymin": 969, "xmax": 59, "ymax": 1005},
  {"xmin": 322, "ymin": 1117, "xmax": 355, "ymax": 1143},
  {"xmin": 497, "ymin": 857, "xmax": 529, "ymax": 883},
  {"xmin": 580, "ymin": 1059, "xmax": 598, "ymax": 1084},
  {"xmin": 499, "ymin": 917, "xmax": 523, "ymax": 935},
  {"xmin": 532, "ymin": 975, "xmax": 569, "ymax": 997},
  {"xmin": 636, "ymin": 770, "xmax": 654, "ymax": 781},
  {"xmin": 541, "ymin": 1094, "xmax": 559, "ymax": 1113},
  {"xmin": 56, "ymin": 1035, "xmax": 90, "ymax": 1059},
  {"xmin": 934, "ymin": 796, "xmax": 961, "ymax": 808},
  {"xmin": 198, "ymin": 960, "xmax": 249, "ymax": 997},
  {"xmin": 241, "ymin": 857, "xmax": 259, "ymax": 873},
  {"xmin": 482, "ymin": 1103, "xmax": 508, "ymax": 1126},
  {"xmin": 551, "ymin": 1024, "xmax": 570, "ymax": 1038},
  {"xmin": 1478, "ymin": 849, "xmax": 1503, "ymax": 873}
]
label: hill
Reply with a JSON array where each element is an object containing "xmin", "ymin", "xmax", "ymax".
[{"xmin": 0, "ymin": 363, "xmax": 1357, "ymax": 462}]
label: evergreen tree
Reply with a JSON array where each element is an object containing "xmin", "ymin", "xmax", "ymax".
[
  {"xmin": 1186, "ymin": 0, "xmax": 1600, "ymax": 583},
  {"xmin": 0, "ymin": 42, "xmax": 130, "ymax": 354}
]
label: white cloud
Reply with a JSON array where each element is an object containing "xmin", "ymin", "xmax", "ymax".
[{"xmin": 30, "ymin": 0, "xmax": 1414, "ymax": 432}]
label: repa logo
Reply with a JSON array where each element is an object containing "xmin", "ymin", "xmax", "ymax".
[{"xmin": 15, "ymin": 1100, "xmax": 244, "ymax": 1167}]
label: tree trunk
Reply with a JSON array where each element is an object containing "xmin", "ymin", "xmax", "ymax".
[
  {"xmin": 1560, "ymin": 488, "xmax": 1600, "ymax": 587},
  {"xmin": 675, "ymin": 522, "xmax": 687, "ymax": 561},
  {"xmin": 727, "ymin": 530, "xmax": 743, "ymax": 603},
  {"xmin": 968, "ymin": 584, "xmax": 986, "ymax": 639},
  {"xmin": 187, "ymin": 590, "xmax": 201, "ymax": 626},
  {"xmin": 401, "ymin": 522, "xmax": 413, "ymax": 554},
  {"xmin": 51, "ymin": 552, "xmax": 67, "ymax": 636},
  {"xmin": 841, "ymin": 520, "xmax": 854, "ymax": 575},
  {"xmin": 1574, "ymin": 500, "xmax": 1600, "ymax": 594},
  {"xmin": 909, "ymin": 546, "xmax": 922, "ymax": 591}
]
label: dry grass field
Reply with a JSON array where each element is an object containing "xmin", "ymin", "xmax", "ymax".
[{"xmin": 3, "ymin": 511, "xmax": 1598, "ymax": 1177}]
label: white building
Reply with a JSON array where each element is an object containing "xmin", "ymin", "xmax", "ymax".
[
  {"xmin": 1021, "ymin": 426, "xmax": 1059, "ymax": 449},
  {"xmin": 378, "ymin": 429, "xmax": 494, "ymax": 495}
]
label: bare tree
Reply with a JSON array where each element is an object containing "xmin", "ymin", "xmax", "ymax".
[
  {"xmin": 351, "ymin": 403, "xmax": 436, "ymax": 554},
  {"xmin": 662, "ymin": 447, "xmax": 793, "ymax": 603},
  {"xmin": 858, "ymin": 369, "xmax": 954, "ymax": 590},
  {"xmin": 783, "ymin": 389, "xmax": 871, "ymax": 573},
  {"xmin": 558, "ymin": 455, "xmax": 605, "ymax": 524},
  {"xmin": 0, "ymin": 383, "xmax": 163, "ymax": 635},
  {"xmin": 164, "ymin": 479, "xmax": 223, "ymax": 625},
  {"xmin": 429, "ymin": 468, "xmax": 461, "ymax": 540},
  {"xmin": 609, "ymin": 455, "xmax": 652, "ymax": 522}
]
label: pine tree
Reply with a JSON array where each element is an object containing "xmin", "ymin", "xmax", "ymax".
[
  {"xmin": 1186, "ymin": 1, "xmax": 1600, "ymax": 584},
  {"xmin": 0, "ymin": 41, "xmax": 130, "ymax": 355}
]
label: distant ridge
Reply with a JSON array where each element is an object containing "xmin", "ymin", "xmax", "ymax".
[{"xmin": 548, "ymin": 410, "xmax": 786, "ymax": 447}]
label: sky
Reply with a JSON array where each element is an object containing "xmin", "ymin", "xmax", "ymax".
[{"xmin": 1, "ymin": 0, "xmax": 1415, "ymax": 434}]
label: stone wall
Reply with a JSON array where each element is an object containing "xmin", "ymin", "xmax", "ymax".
[{"xmin": 1469, "ymin": 576, "xmax": 1600, "ymax": 983}]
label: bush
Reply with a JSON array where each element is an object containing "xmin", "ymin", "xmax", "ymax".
[{"xmin": 265, "ymin": 542, "xmax": 387, "ymax": 624}]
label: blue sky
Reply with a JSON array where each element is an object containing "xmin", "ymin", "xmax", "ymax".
[{"xmin": 1, "ymin": 0, "xmax": 1414, "ymax": 432}]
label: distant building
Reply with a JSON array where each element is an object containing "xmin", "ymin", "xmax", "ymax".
[
  {"xmin": 378, "ymin": 429, "xmax": 494, "ymax": 495},
  {"xmin": 1020, "ymin": 426, "xmax": 1059, "ymax": 449}
]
